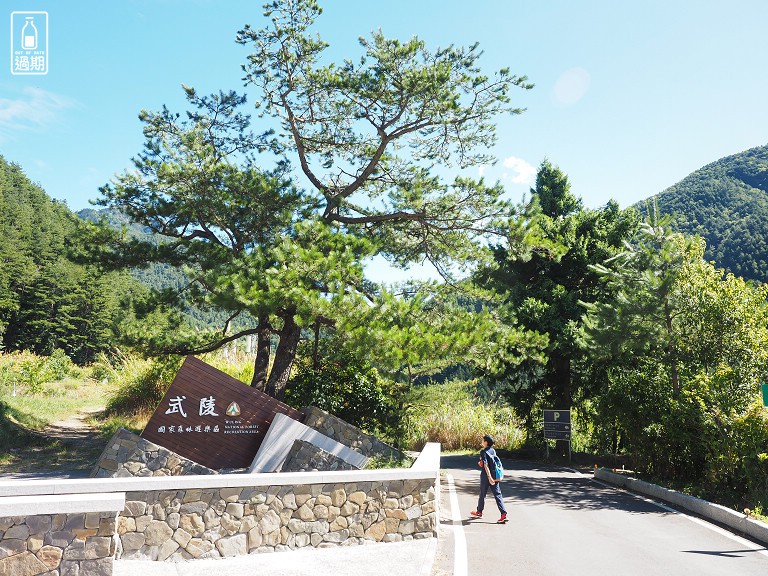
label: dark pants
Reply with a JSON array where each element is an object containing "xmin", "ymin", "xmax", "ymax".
[{"xmin": 477, "ymin": 473, "xmax": 507, "ymax": 514}]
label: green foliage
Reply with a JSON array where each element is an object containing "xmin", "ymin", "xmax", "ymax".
[
  {"xmin": 101, "ymin": 353, "xmax": 182, "ymax": 417},
  {"xmin": 198, "ymin": 350, "xmax": 255, "ymax": 385},
  {"xmin": 364, "ymin": 453, "xmax": 415, "ymax": 470},
  {"xmin": 284, "ymin": 348, "xmax": 397, "ymax": 436},
  {"xmin": 646, "ymin": 143, "xmax": 768, "ymax": 283},
  {"xmin": 0, "ymin": 156, "xmax": 154, "ymax": 364},
  {"xmin": 703, "ymin": 401, "xmax": 768, "ymax": 509},
  {"xmin": 402, "ymin": 379, "xmax": 525, "ymax": 451},
  {"xmin": 0, "ymin": 349, "xmax": 77, "ymax": 395},
  {"xmin": 0, "ymin": 401, "xmax": 51, "ymax": 453},
  {"xmin": 475, "ymin": 160, "xmax": 638, "ymax": 419},
  {"xmin": 78, "ymin": 208, "xmax": 250, "ymax": 332},
  {"xmin": 92, "ymin": 3, "xmax": 539, "ymax": 399},
  {"xmin": 582, "ymin": 212, "xmax": 768, "ymax": 490},
  {"xmin": 238, "ymin": 0, "xmax": 533, "ymax": 272}
]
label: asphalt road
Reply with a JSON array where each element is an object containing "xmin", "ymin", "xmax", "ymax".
[{"xmin": 433, "ymin": 456, "xmax": 768, "ymax": 576}]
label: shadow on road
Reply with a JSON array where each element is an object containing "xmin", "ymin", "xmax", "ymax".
[
  {"xmin": 682, "ymin": 549, "xmax": 768, "ymax": 558},
  {"xmin": 442, "ymin": 454, "xmax": 668, "ymax": 515}
]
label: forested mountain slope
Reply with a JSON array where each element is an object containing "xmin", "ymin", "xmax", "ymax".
[
  {"xmin": 0, "ymin": 156, "xmax": 128, "ymax": 362},
  {"xmin": 645, "ymin": 143, "xmax": 768, "ymax": 283},
  {"xmin": 77, "ymin": 208, "xmax": 249, "ymax": 331}
]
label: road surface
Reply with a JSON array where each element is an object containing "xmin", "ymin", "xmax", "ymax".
[{"xmin": 433, "ymin": 456, "xmax": 768, "ymax": 576}]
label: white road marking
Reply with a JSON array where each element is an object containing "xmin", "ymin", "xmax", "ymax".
[{"xmin": 446, "ymin": 473, "xmax": 468, "ymax": 576}]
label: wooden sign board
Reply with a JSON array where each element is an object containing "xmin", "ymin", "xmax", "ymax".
[{"xmin": 141, "ymin": 356, "xmax": 304, "ymax": 469}]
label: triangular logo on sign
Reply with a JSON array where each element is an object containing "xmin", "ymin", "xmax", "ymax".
[{"xmin": 226, "ymin": 401, "xmax": 241, "ymax": 416}]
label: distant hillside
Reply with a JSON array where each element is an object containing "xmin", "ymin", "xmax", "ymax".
[
  {"xmin": 77, "ymin": 208, "xmax": 250, "ymax": 330},
  {"xmin": 77, "ymin": 208, "xmax": 188, "ymax": 293},
  {"xmin": 643, "ymin": 144, "xmax": 768, "ymax": 283}
]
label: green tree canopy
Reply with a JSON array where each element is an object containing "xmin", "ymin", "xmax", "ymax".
[
  {"xmin": 475, "ymin": 160, "xmax": 638, "ymax": 422},
  {"xmin": 0, "ymin": 156, "xmax": 131, "ymax": 363},
  {"xmin": 644, "ymin": 143, "xmax": 768, "ymax": 282},
  {"xmin": 93, "ymin": 0, "xmax": 536, "ymax": 398},
  {"xmin": 236, "ymin": 0, "xmax": 533, "ymax": 273},
  {"xmin": 581, "ymin": 210, "xmax": 768, "ymax": 478}
]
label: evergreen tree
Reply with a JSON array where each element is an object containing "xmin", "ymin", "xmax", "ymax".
[
  {"xmin": 93, "ymin": 0, "xmax": 536, "ymax": 398},
  {"xmin": 581, "ymin": 210, "xmax": 768, "ymax": 478},
  {"xmin": 475, "ymin": 160, "xmax": 638, "ymax": 422},
  {"xmin": 0, "ymin": 155, "xmax": 142, "ymax": 363}
]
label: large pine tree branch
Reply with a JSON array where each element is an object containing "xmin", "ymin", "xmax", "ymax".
[{"xmin": 163, "ymin": 327, "xmax": 261, "ymax": 356}]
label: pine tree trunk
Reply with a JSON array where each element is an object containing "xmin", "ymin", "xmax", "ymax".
[
  {"xmin": 265, "ymin": 309, "xmax": 301, "ymax": 400},
  {"xmin": 250, "ymin": 314, "xmax": 271, "ymax": 391}
]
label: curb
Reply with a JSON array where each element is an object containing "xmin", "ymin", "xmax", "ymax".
[{"xmin": 595, "ymin": 467, "xmax": 768, "ymax": 546}]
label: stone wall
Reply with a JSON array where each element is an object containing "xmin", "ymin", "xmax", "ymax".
[
  {"xmin": 116, "ymin": 478, "xmax": 436, "ymax": 561},
  {"xmin": 0, "ymin": 505, "xmax": 120, "ymax": 576},
  {"xmin": 91, "ymin": 428, "xmax": 217, "ymax": 478},
  {"xmin": 301, "ymin": 407, "xmax": 403, "ymax": 462},
  {"xmin": 1, "ymin": 443, "xmax": 440, "ymax": 569},
  {"xmin": 281, "ymin": 440, "xmax": 359, "ymax": 473}
]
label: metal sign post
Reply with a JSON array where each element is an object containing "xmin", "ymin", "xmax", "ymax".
[{"xmin": 543, "ymin": 409, "xmax": 572, "ymax": 462}]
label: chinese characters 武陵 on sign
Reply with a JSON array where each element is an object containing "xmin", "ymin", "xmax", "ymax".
[{"xmin": 140, "ymin": 356, "xmax": 304, "ymax": 469}]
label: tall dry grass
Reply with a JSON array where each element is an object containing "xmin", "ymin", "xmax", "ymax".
[{"xmin": 403, "ymin": 379, "xmax": 525, "ymax": 452}]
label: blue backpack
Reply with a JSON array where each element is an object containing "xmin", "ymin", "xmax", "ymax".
[{"xmin": 486, "ymin": 449, "xmax": 504, "ymax": 480}]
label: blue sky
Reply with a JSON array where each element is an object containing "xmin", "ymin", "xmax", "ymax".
[{"xmin": 3, "ymin": 1, "xmax": 768, "ymax": 280}]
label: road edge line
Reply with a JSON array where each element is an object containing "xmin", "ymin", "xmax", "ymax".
[
  {"xmin": 446, "ymin": 473, "xmax": 468, "ymax": 576},
  {"xmin": 591, "ymin": 476, "xmax": 768, "ymax": 558}
]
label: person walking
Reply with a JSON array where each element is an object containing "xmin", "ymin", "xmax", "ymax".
[{"xmin": 470, "ymin": 434, "xmax": 508, "ymax": 523}]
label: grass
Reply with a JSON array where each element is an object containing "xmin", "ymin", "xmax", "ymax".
[
  {"xmin": 365, "ymin": 453, "xmax": 415, "ymax": 469},
  {"xmin": 3, "ymin": 377, "xmax": 112, "ymax": 426},
  {"xmin": 1, "ymin": 350, "xmax": 529, "ymax": 475},
  {"xmin": 90, "ymin": 349, "xmax": 256, "ymax": 436},
  {"xmin": 0, "ymin": 397, "xmax": 106, "ymax": 472},
  {"xmin": 403, "ymin": 379, "xmax": 526, "ymax": 452},
  {"xmin": 0, "ymin": 351, "xmax": 115, "ymax": 472},
  {"xmin": 0, "ymin": 401, "xmax": 51, "ymax": 460}
]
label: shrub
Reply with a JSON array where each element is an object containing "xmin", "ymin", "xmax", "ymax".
[
  {"xmin": 704, "ymin": 400, "xmax": 768, "ymax": 510},
  {"xmin": 403, "ymin": 379, "xmax": 525, "ymax": 452},
  {"xmin": 0, "ymin": 349, "xmax": 78, "ymax": 395},
  {"xmin": 284, "ymin": 351, "xmax": 399, "ymax": 438},
  {"xmin": 199, "ymin": 349, "xmax": 255, "ymax": 384},
  {"xmin": 101, "ymin": 352, "xmax": 182, "ymax": 418}
]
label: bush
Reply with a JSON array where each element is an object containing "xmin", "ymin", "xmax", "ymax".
[
  {"xmin": 703, "ymin": 400, "xmax": 768, "ymax": 510},
  {"xmin": 0, "ymin": 349, "xmax": 77, "ymax": 395},
  {"xmin": 101, "ymin": 352, "xmax": 182, "ymax": 418},
  {"xmin": 199, "ymin": 349, "xmax": 255, "ymax": 384},
  {"xmin": 284, "ymin": 351, "xmax": 399, "ymax": 438},
  {"xmin": 403, "ymin": 379, "xmax": 525, "ymax": 452}
]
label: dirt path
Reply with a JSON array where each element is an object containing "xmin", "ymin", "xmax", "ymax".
[{"xmin": 0, "ymin": 408, "xmax": 107, "ymax": 478}]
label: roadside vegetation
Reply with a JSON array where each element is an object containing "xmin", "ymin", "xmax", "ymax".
[{"xmin": 1, "ymin": 0, "xmax": 767, "ymax": 526}]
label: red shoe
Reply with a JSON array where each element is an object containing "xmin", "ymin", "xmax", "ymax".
[
  {"xmin": 497, "ymin": 513, "xmax": 508, "ymax": 524},
  {"xmin": 469, "ymin": 511, "xmax": 483, "ymax": 518}
]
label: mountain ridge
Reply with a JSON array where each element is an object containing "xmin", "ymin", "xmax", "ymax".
[{"xmin": 641, "ymin": 143, "xmax": 768, "ymax": 282}]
